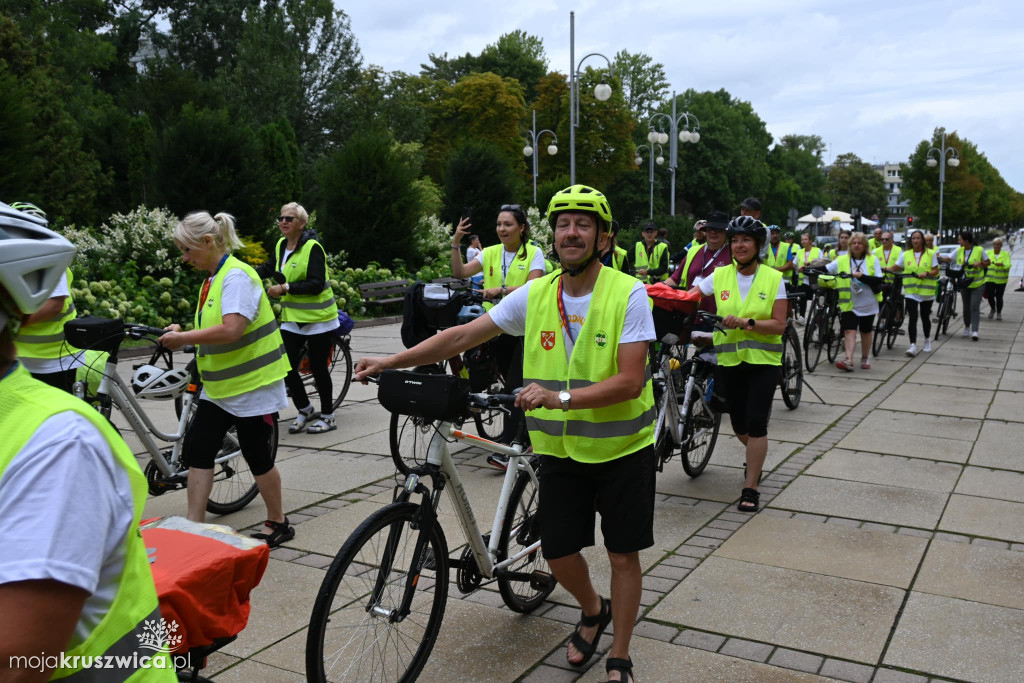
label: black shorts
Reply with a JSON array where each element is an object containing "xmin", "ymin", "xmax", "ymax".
[
  {"xmin": 840, "ymin": 311, "xmax": 875, "ymax": 333},
  {"xmin": 183, "ymin": 399, "xmax": 277, "ymax": 476},
  {"xmin": 715, "ymin": 362, "xmax": 776, "ymax": 438},
  {"xmin": 538, "ymin": 446, "xmax": 656, "ymax": 560}
]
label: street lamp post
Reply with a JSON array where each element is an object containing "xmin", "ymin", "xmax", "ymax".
[
  {"xmin": 634, "ymin": 144, "xmax": 665, "ymax": 219},
  {"xmin": 568, "ymin": 11, "xmax": 614, "ymax": 185},
  {"xmin": 926, "ymin": 132, "xmax": 960, "ymax": 240},
  {"xmin": 523, "ymin": 109, "xmax": 558, "ymax": 206},
  {"xmin": 648, "ymin": 91, "xmax": 700, "ymax": 216}
]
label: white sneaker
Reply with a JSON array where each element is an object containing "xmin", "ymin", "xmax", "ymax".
[
  {"xmin": 972, "ymin": 331, "xmax": 979, "ymax": 341},
  {"xmin": 905, "ymin": 344, "xmax": 917, "ymax": 357},
  {"xmin": 923, "ymin": 339, "xmax": 932, "ymax": 353},
  {"xmin": 997, "ymin": 312, "xmax": 1002, "ymax": 321},
  {"xmin": 962, "ymin": 329, "xmax": 971, "ymax": 338}
]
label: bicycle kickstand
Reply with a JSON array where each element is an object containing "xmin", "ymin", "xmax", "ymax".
[{"xmin": 800, "ymin": 375, "xmax": 827, "ymax": 404}]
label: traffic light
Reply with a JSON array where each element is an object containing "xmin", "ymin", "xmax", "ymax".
[{"xmin": 907, "ymin": 216, "xmax": 914, "ymax": 226}]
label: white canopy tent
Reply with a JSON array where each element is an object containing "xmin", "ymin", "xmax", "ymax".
[{"xmin": 796, "ymin": 209, "xmax": 877, "ymax": 226}]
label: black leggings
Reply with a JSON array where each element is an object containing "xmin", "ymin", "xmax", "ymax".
[
  {"xmin": 490, "ymin": 333, "xmax": 525, "ymax": 441},
  {"xmin": 904, "ymin": 299, "xmax": 933, "ymax": 344},
  {"xmin": 716, "ymin": 362, "xmax": 777, "ymax": 438},
  {"xmin": 183, "ymin": 399, "xmax": 276, "ymax": 475},
  {"xmin": 31, "ymin": 368, "xmax": 76, "ymax": 392},
  {"xmin": 986, "ymin": 282, "xmax": 1006, "ymax": 313},
  {"xmin": 282, "ymin": 328, "xmax": 334, "ymax": 414}
]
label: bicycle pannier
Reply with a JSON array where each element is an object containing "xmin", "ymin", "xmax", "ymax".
[
  {"xmin": 64, "ymin": 316, "xmax": 125, "ymax": 354},
  {"xmin": 378, "ymin": 370, "xmax": 470, "ymax": 421}
]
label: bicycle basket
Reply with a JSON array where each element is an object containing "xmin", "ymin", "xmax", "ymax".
[
  {"xmin": 64, "ymin": 316, "xmax": 125, "ymax": 354},
  {"xmin": 652, "ymin": 306, "xmax": 694, "ymax": 344},
  {"xmin": 378, "ymin": 370, "xmax": 470, "ymax": 421},
  {"xmin": 417, "ymin": 283, "xmax": 468, "ymax": 330}
]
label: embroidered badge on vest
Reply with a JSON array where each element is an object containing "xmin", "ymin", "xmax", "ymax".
[
  {"xmin": 721, "ymin": 290, "xmax": 731, "ymax": 301},
  {"xmin": 595, "ymin": 331, "xmax": 607, "ymax": 348},
  {"xmin": 541, "ymin": 330, "xmax": 556, "ymax": 350},
  {"xmin": 758, "ymin": 292, "xmax": 767, "ymax": 300}
]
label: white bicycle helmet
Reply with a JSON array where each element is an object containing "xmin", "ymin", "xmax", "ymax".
[
  {"xmin": 0, "ymin": 201, "xmax": 76, "ymax": 335},
  {"xmin": 131, "ymin": 364, "xmax": 191, "ymax": 400}
]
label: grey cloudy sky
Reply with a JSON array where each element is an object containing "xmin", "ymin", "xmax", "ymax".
[{"xmin": 345, "ymin": 0, "xmax": 1024, "ymax": 192}]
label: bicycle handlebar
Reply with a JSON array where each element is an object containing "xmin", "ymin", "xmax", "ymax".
[
  {"xmin": 468, "ymin": 388, "xmax": 521, "ymax": 409},
  {"xmin": 803, "ymin": 268, "xmax": 851, "ymax": 278}
]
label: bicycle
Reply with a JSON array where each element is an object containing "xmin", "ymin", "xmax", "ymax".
[
  {"xmin": 390, "ymin": 284, "xmax": 507, "ymax": 473},
  {"xmin": 305, "ymin": 371, "xmax": 555, "ymax": 682},
  {"xmin": 780, "ymin": 287, "xmax": 805, "ymax": 409},
  {"xmin": 648, "ymin": 301, "xmax": 722, "ymax": 478},
  {"xmin": 65, "ymin": 316, "xmax": 277, "ymax": 514},
  {"xmin": 801, "ymin": 270, "xmax": 848, "ymax": 373},
  {"xmin": 933, "ymin": 266, "xmax": 962, "ymax": 339},
  {"xmin": 872, "ymin": 274, "xmax": 907, "ymax": 356},
  {"xmin": 290, "ymin": 328, "xmax": 353, "ymax": 414}
]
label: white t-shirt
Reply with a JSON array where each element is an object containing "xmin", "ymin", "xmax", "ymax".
[
  {"xmin": 488, "ymin": 278, "xmax": 655, "ymax": 361},
  {"xmin": 473, "ymin": 247, "xmax": 547, "ymax": 285},
  {"xmin": 466, "ymin": 246, "xmax": 482, "ymax": 262},
  {"xmin": 0, "ymin": 410, "xmax": 133, "ymax": 650},
  {"xmin": 896, "ymin": 250, "xmax": 940, "ymax": 302},
  {"xmin": 19, "ymin": 272, "xmax": 85, "ymax": 375},
  {"xmin": 698, "ymin": 267, "xmax": 788, "ymax": 301},
  {"xmin": 199, "ymin": 268, "xmax": 288, "ymax": 417},
  {"xmin": 826, "ymin": 257, "xmax": 884, "ymax": 316},
  {"xmin": 278, "ymin": 247, "xmax": 340, "ymax": 337}
]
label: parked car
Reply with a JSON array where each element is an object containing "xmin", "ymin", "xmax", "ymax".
[
  {"xmin": 936, "ymin": 244, "xmax": 958, "ymax": 271},
  {"xmin": 892, "ymin": 232, "xmax": 906, "ymax": 248},
  {"xmin": 815, "ymin": 236, "xmax": 838, "ymax": 252}
]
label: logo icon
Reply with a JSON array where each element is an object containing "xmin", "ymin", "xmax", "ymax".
[
  {"xmin": 721, "ymin": 290, "xmax": 731, "ymax": 301},
  {"xmin": 136, "ymin": 618, "xmax": 184, "ymax": 652},
  {"xmin": 540, "ymin": 330, "xmax": 556, "ymax": 351},
  {"xmin": 758, "ymin": 292, "xmax": 767, "ymax": 300},
  {"xmin": 594, "ymin": 331, "xmax": 607, "ymax": 348}
]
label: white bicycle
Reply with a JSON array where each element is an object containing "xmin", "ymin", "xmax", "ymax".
[{"xmin": 305, "ymin": 370, "xmax": 555, "ymax": 682}]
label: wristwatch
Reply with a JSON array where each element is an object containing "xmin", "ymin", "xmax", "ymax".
[
  {"xmin": 747, "ymin": 318, "xmax": 756, "ymax": 330},
  {"xmin": 559, "ymin": 390, "xmax": 572, "ymax": 411},
  {"xmin": 284, "ymin": 283, "xmax": 290, "ymax": 293}
]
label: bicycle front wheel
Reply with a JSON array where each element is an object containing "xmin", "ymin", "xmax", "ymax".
[
  {"xmin": 497, "ymin": 469, "xmax": 555, "ymax": 613},
  {"xmin": 780, "ymin": 326, "xmax": 803, "ymax": 410},
  {"xmin": 802, "ymin": 309, "xmax": 824, "ymax": 373},
  {"xmin": 298, "ymin": 337, "xmax": 353, "ymax": 413},
  {"xmin": 872, "ymin": 301, "xmax": 889, "ymax": 356},
  {"xmin": 389, "ymin": 412, "xmax": 441, "ymax": 476},
  {"xmin": 886, "ymin": 304, "xmax": 900, "ymax": 349},
  {"xmin": 306, "ymin": 502, "xmax": 449, "ymax": 683},
  {"xmin": 934, "ymin": 295, "xmax": 948, "ymax": 340},
  {"xmin": 826, "ymin": 310, "xmax": 843, "ymax": 363},
  {"xmin": 681, "ymin": 382, "xmax": 721, "ymax": 477}
]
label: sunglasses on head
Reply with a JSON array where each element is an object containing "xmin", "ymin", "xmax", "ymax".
[
  {"xmin": 277, "ymin": 216, "xmax": 296, "ymax": 222},
  {"xmin": 500, "ymin": 204, "xmax": 522, "ymax": 211}
]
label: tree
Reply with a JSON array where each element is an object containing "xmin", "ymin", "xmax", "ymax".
[
  {"xmin": 764, "ymin": 134, "xmax": 828, "ymax": 226},
  {"xmin": 347, "ymin": 68, "xmax": 435, "ymax": 144},
  {"xmin": 612, "ymin": 50, "xmax": 669, "ymax": 123},
  {"xmin": 442, "ymin": 141, "xmax": 524, "ymax": 245},
  {"xmin": 825, "ymin": 153, "xmax": 888, "ymax": 221},
  {"xmin": 421, "ymin": 31, "xmax": 548, "ymax": 103},
  {"xmin": 315, "ymin": 132, "xmax": 431, "ymax": 266},
  {"xmin": 151, "ymin": 0, "xmax": 263, "ymax": 78}
]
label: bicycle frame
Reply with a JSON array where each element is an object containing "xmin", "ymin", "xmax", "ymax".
[
  {"xmin": 653, "ymin": 341, "xmax": 683, "ymax": 452},
  {"xmin": 402, "ymin": 421, "xmax": 541, "ymax": 582}
]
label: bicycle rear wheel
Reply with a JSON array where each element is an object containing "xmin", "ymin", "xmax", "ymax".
[
  {"xmin": 826, "ymin": 309, "xmax": 843, "ymax": 363},
  {"xmin": 390, "ymin": 412, "xmax": 441, "ymax": 476},
  {"xmin": 802, "ymin": 308, "xmax": 824, "ymax": 373},
  {"xmin": 306, "ymin": 502, "xmax": 449, "ymax": 683},
  {"xmin": 297, "ymin": 337, "xmax": 353, "ymax": 413},
  {"xmin": 934, "ymin": 294, "xmax": 948, "ymax": 340},
  {"xmin": 886, "ymin": 300, "xmax": 901, "ymax": 349},
  {"xmin": 780, "ymin": 325, "xmax": 803, "ymax": 410},
  {"xmin": 472, "ymin": 378, "xmax": 506, "ymax": 441},
  {"xmin": 681, "ymin": 381, "xmax": 721, "ymax": 477},
  {"xmin": 497, "ymin": 469, "xmax": 555, "ymax": 612},
  {"xmin": 872, "ymin": 301, "xmax": 889, "ymax": 356}
]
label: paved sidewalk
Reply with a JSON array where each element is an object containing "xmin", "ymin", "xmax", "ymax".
[{"xmin": 130, "ymin": 254, "xmax": 1024, "ymax": 682}]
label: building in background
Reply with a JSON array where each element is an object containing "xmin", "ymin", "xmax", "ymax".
[{"xmin": 873, "ymin": 162, "xmax": 910, "ymax": 230}]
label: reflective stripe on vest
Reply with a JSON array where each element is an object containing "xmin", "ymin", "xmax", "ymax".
[
  {"xmin": 481, "ymin": 242, "xmax": 541, "ymax": 311},
  {"xmin": 0, "ymin": 366, "xmax": 174, "ymax": 682},
  {"xmin": 195, "ymin": 256, "xmax": 290, "ymax": 399},
  {"xmin": 712, "ymin": 265, "xmax": 783, "ymax": 367},
  {"xmin": 985, "ymin": 249, "xmax": 1010, "ymax": 284},
  {"xmin": 522, "ymin": 268, "xmax": 655, "ymax": 463},
  {"xmin": 902, "ymin": 249, "xmax": 937, "ymax": 298},
  {"xmin": 275, "ymin": 238, "xmax": 339, "ymax": 323},
  {"xmin": 14, "ymin": 268, "xmax": 81, "ymax": 360},
  {"xmin": 634, "ymin": 242, "xmax": 669, "ymax": 283},
  {"xmin": 957, "ymin": 246, "xmax": 985, "ymax": 288},
  {"xmin": 834, "ymin": 253, "xmax": 883, "ymax": 312}
]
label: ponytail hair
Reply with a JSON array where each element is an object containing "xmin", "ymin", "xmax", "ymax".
[{"xmin": 173, "ymin": 211, "xmax": 243, "ymax": 253}]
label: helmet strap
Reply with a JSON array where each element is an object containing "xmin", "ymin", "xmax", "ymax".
[{"xmin": 734, "ymin": 253, "xmax": 759, "ymax": 270}]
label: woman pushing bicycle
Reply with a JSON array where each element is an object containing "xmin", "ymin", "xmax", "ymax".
[
  {"xmin": 256, "ymin": 202, "xmax": 340, "ymax": 434},
  {"xmin": 691, "ymin": 216, "xmax": 787, "ymax": 512},
  {"xmin": 897, "ymin": 229, "xmax": 939, "ymax": 356},
  {"xmin": 159, "ymin": 211, "xmax": 295, "ymax": 547},
  {"xmin": 938, "ymin": 231, "xmax": 989, "ymax": 341},
  {"xmin": 827, "ymin": 232, "xmax": 884, "ymax": 371}
]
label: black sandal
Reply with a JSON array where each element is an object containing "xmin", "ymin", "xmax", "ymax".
[
  {"xmin": 250, "ymin": 518, "xmax": 295, "ymax": 548},
  {"xmin": 567, "ymin": 597, "xmax": 612, "ymax": 667},
  {"xmin": 737, "ymin": 488, "xmax": 760, "ymax": 513},
  {"xmin": 605, "ymin": 656, "xmax": 633, "ymax": 682}
]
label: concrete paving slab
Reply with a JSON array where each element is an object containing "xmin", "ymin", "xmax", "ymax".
[
  {"xmin": 656, "ymin": 464, "xmax": 747, "ymax": 503},
  {"xmin": 547, "ymin": 544, "xmax": 664, "ymax": 607},
  {"xmin": 760, "ymin": 417, "xmax": 829, "ymax": 444},
  {"xmin": 769, "ymin": 400, "xmax": 849, "ymax": 425},
  {"xmin": 939, "ymin": 493, "xmax": 1024, "ymax": 544},
  {"xmin": 687, "ymin": 439, "xmax": 799, "ymax": 474},
  {"xmin": 998, "ymin": 369, "xmax": 1024, "ymax": 392},
  {"xmin": 284, "ymin": 500, "xmax": 388, "ymax": 555},
  {"xmin": 877, "ymin": 383, "xmax": 993, "ymax": 418},
  {"xmin": 221, "ymin": 558, "xmax": 331, "ymax": 659},
  {"xmin": 716, "ymin": 515, "xmax": 927, "ymax": 588},
  {"xmin": 969, "ymin": 420, "xmax": 1024, "ymax": 470},
  {"xmin": 927, "ymin": 347, "xmax": 1009, "ymax": 368},
  {"xmin": 651, "ymin": 496, "xmax": 720, "ymax": 551},
  {"xmin": 769, "ymin": 476, "xmax": 948, "ymax": 528},
  {"xmin": 648, "ymin": 556, "xmax": 904, "ymax": 663},
  {"xmin": 273, "ymin": 451, "xmax": 394, "ymax": 494},
  {"xmin": 212, "ymin": 659, "xmax": 306, "ymax": 682},
  {"xmin": 846, "ymin": 408, "xmax": 980, "ymax": 442},
  {"xmin": 986, "ymin": 391, "xmax": 1024, "ymax": 421},
  {"xmin": 915, "ymin": 539, "xmax": 1024, "ymax": 610},
  {"xmin": 142, "ymin": 487, "xmax": 327, "ymax": 532},
  {"xmin": 907, "ymin": 363, "xmax": 1003, "ymax": 389},
  {"xmin": 1004, "ymin": 354, "xmax": 1024, "ymax": 371},
  {"xmin": 331, "ymin": 429, "xmax": 393, "ymax": 457},
  {"xmin": 836, "ymin": 425, "xmax": 971, "ymax": 464},
  {"xmin": 955, "ymin": 466, "xmax": 1024, "ymax": 503},
  {"xmin": 806, "ymin": 449, "xmax": 962, "ymax": 492},
  {"xmin": 883, "ymin": 591, "xmax": 1024, "ymax": 682},
  {"xmin": 278, "ymin": 401, "xmax": 392, "ymax": 449},
  {"xmin": 579, "ymin": 636, "xmax": 833, "ymax": 682}
]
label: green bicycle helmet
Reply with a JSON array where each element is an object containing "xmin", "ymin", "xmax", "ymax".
[
  {"xmin": 546, "ymin": 185, "xmax": 613, "ymax": 224},
  {"xmin": 8, "ymin": 202, "xmax": 46, "ymax": 219}
]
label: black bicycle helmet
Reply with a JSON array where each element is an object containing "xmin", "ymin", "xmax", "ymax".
[{"xmin": 726, "ymin": 215, "xmax": 767, "ymax": 248}]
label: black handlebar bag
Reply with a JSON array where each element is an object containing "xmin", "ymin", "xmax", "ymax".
[{"xmin": 378, "ymin": 370, "xmax": 470, "ymax": 421}]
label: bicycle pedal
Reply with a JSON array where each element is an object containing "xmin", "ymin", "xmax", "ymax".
[{"xmin": 529, "ymin": 570, "xmax": 556, "ymax": 592}]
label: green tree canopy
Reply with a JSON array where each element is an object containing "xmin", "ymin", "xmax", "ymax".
[
  {"xmin": 764, "ymin": 134, "xmax": 828, "ymax": 227},
  {"xmin": 613, "ymin": 50, "xmax": 669, "ymax": 124},
  {"xmin": 825, "ymin": 152, "xmax": 889, "ymax": 222},
  {"xmin": 442, "ymin": 141, "xmax": 525, "ymax": 243},
  {"xmin": 421, "ymin": 30, "xmax": 547, "ymax": 103}
]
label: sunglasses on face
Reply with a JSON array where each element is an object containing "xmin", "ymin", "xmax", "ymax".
[
  {"xmin": 500, "ymin": 204, "xmax": 521, "ymax": 211},
  {"xmin": 277, "ymin": 216, "xmax": 296, "ymax": 223}
]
